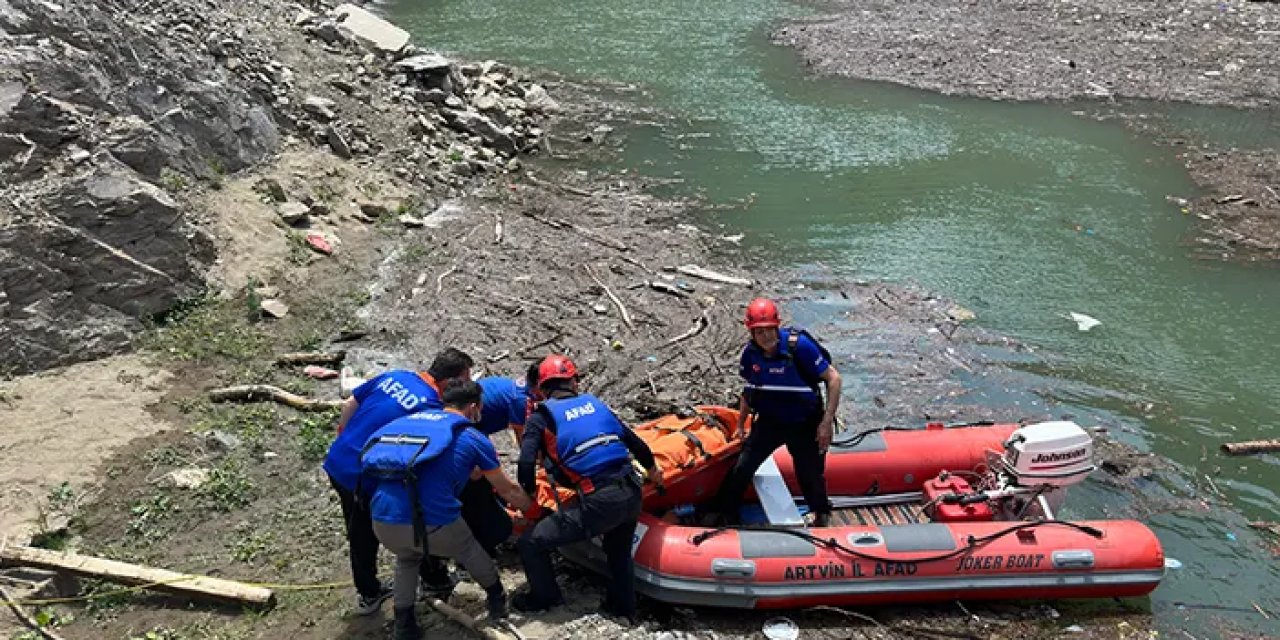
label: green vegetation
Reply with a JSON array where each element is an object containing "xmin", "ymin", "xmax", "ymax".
[
  {"xmin": 197, "ymin": 460, "xmax": 256, "ymax": 512},
  {"xmin": 290, "ymin": 409, "xmax": 338, "ymax": 462},
  {"xmin": 140, "ymin": 294, "xmax": 268, "ymax": 364},
  {"xmin": 229, "ymin": 525, "xmax": 276, "ymax": 564},
  {"xmin": 127, "ymin": 494, "xmax": 175, "ymax": 540}
]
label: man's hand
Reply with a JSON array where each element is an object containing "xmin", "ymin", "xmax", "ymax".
[
  {"xmin": 816, "ymin": 417, "xmax": 834, "ymax": 453},
  {"xmin": 647, "ymin": 466, "xmax": 665, "ymax": 492}
]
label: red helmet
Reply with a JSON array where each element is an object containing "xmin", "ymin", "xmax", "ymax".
[
  {"xmin": 744, "ymin": 297, "xmax": 780, "ymax": 329},
  {"xmin": 537, "ymin": 354, "xmax": 578, "ymax": 385}
]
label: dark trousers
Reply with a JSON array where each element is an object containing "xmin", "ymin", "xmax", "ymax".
[
  {"xmin": 516, "ymin": 478, "xmax": 643, "ymax": 615},
  {"xmin": 459, "ymin": 477, "xmax": 514, "ymax": 554},
  {"xmin": 710, "ymin": 412, "xmax": 831, "ymax": 521},
  {"xmin": 330, "ymin": 476, "xmax": 472, "ymax": 595},
  {"xmin": 330, "ymin": 476, "xmax": 383, "ymax": 598}
]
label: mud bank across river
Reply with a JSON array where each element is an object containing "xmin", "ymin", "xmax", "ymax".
[{"xmin": 773, "ymin": 0, "xmax": 1280, "ymax": 261}]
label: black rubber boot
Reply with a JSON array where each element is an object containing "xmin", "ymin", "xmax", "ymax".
[
  {"xmin": 484, "ymin": 582, "xmax": 508, "ymax": 619},
  {"xmin": 393, "ymin": 606, "xmax": 421, "ymax": 640}
]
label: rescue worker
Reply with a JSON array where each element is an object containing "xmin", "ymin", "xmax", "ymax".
[
  {"xmin": 707, "ymin": 297, "xmax": 842, "ymax": 527},
  {"xmin": 364, "ymin": 380, "xmax": 534, "ymax": 640},
  {"xmin": 322, "ymin": 348, "xmax": 473, "ymax": 614},
  {"xmin": 457, "ymin": 370, "xmax": 539, "ymax": 555},
  {"xmin": 513, "ymin": 355, "xmax": 661, "ymax": 621}
]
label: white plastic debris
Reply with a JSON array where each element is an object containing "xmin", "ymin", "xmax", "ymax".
[
  {"xmin": 1165, "ymin": 557, "xmax": 1183, "ymax": 570},
  {"xmin": 1067, "ymin": 312, "xmax": 1101, "ymax": 331},
  {"xmin": 762, "ymin": 617, "xmax": 799, "ymax": 640}
]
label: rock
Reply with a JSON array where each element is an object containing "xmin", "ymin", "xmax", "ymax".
[
  {"xmin": 328, "ymin": 76, "xmax": 357, "ymax": 94},
  {"xmin": 307, "ymin": 21, "xmax": 350, "ymax": 46},
  {"xmin": 259, "ymin": 299, "xmax": 289, "ymax": 319},
  {"xmin": 253, "ymin": 284, "xmax": 280, "ymax": 299},
  {"xmin": 257, "ymin": 178, "xmax": 288, "ymax": 202},
  {"xmin": 326, "ymin": 126, "xmax": 353, "ymax": 158},
  {"xmin": 207, "ymin": 431, "xmax": 242, "ymax": 452},
  {"xmin": 523, "ymin": 83, "xmax": 559, "ymax": 113},
  {"xmin": 0, "ymin": 170, "xmax": 213, "ymax": 374},
  {"xmin": 66, "ymin": 145, "xmax": 90, "ymax": 164},
  {"xmin": 0, "ymin": 82, "xmax": 26, "ymax": 119},
  {"xmin": 293, "ymin": 8, "xmax": 317, "ymax": 26},
  {"xmin": 441, "ymin": 109, "xmax": 517, "ymax": 155},
  {"xmin": 278, "ymin": 202, "xmax": 310, "ymax": 225},
  {"xmin": 158, "ymin": 467, "xmax": 211, "ymax": 489},
  {"xmin": 359, "ymin": 202, "xmax": 391, "ymax": 218},
  {"xmin": 303, "ymin": 95, "xmax": 338, "ymax": 122},
  {"xmin": 331, "ymin": 3, "xmax": 409, "ymax": 54},
  {"xmin": 107, "ymin": 128, "xmax": 166, "ymax": 178},
  {"xmin": 394, "ymin": 53, "xmax": 452, "ymax": 75}
]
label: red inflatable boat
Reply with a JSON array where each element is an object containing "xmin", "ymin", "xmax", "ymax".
[{"xmin": 524, "ymin": 407, "xmax": 1165, "ymax": 609}]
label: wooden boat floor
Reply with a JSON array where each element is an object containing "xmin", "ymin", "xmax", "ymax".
[{"xmin": 828, "ymin": 502, "xmax": 930, "ymax": 526}]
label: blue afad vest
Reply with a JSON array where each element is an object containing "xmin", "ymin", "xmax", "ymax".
[
  {"xmin": 741, "ymin": 327, "xmax": 827, "ymax": 421},
  {"xmin": 541, "ymin": 394, "xmax": 630, "ymax": 488},
  {"xmin": 360, "ymin": 410, "xmax": 471, "ymax": 543}
]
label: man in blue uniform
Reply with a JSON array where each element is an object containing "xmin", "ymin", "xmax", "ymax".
[
  {"xmin": 364, "ymin": 380, "xmax": 534, "ymax": 640},
  {"xmin": 322, "ymin": 348, "xmax": 473, "ymax": 614},
  {"xmin": 512, "ymin": 355, "xmax": 661, "ymax": 621},
  {"xmin": 707, "ymin": 297, "xmax": 842, "ymax": 527},
  {"xmin": 457, "ymin": 370, "xmax": 538, "ymax": 555}
]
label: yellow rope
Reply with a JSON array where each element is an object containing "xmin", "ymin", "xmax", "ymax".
[{"xmin": 12, "ymin": 577, "xmax": 347, "ymax": 606}]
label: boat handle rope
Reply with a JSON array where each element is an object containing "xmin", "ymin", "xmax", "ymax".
[
  {"xmin": 689, "ymin": 520, "xmax": 1104, "ymax": 566},
  {"xmin": 829, "ymin": 420, "xmax": 998, "ymax": 448}
]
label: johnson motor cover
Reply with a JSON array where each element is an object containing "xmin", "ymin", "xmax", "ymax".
[{"xmin": 1001, "ymin": 421, "xmax": 1095, "ymax": 488}]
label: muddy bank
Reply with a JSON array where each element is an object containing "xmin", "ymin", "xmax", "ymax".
[{"xmin": 773, "ymin": 0, "xmax": 1280, "ymax": 264}]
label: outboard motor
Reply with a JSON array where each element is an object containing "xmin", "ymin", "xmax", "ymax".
[{"xmin": 926, "ymin": 421, "xmax": 1096, "ymax": 522}]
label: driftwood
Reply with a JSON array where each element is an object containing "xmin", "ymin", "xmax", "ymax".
[
  {"xmin": 208, "ymin": 385, "xmax": 344, "ymax": 412},
  {"xmin": 584, "ymin": 265, "xmax": 634, "ymax": 331},
  {"xmin": 662, "ymin": 310, "xmax": 709, "ymax": 348},
  {"xmin": 423, "ymin": 597, "xmax": 512, "ymax": 640},
  {"xmin": 0, "ymin": 545, "xmax": 275, "ymax": 607},
  {"xmin": 645, "ymin": 280, "xmax": 688, "ymax": 298},
  {"xmin": 1220, "ymin": 439, "xmax": 1280, "ymax": 456},
  {"xmin": 675, "ymin": 264, "xmax": 751, "ymax": 287},
  {"xmin": 1249, "ymin": 521, "xmax": 1280, "ymax": 536},
  {"xmin": 274, "ymin": 351, "xmax": 346, "ymax": 366},
  {"xmin": 517, "ymin": 332, "xmax": 566, "ymax": 356},
  {"xmin": 522, "ymin": 211, "xmax": 629, "ymax": 252},
  {"xmin": 437, "ymin": 264, "xmax": 459, "ymax": 295}
]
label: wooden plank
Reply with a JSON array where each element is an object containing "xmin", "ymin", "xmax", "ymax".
[
  {"xmin": 0, "ymin": 545, "xmax": 275, "ymax": 607},
  {"xmin": 1221, "ymin": 439, "xmax": 1280, "ymax": 456}
]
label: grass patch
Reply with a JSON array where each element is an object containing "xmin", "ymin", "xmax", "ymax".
[
  {"xmin": 197, "ymin": 460, "xmax": 257, "ymax": 512},
  {"xmin": 140, "ymin": 294, "xmax": 268, "ymax": 364},
  {"xmin": 229, "ymin": 524, "xmax": 276, "ymax": 565},
  {"xmin": 290, "ymin": 409, "xmax": 338, "ymax": 462},
  {"xmin": 127, "ymin": 494, "xmax": 176, "ymax": 541}
]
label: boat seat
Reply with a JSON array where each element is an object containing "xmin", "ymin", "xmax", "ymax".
[{"xmin": 753, "ymin": 456, "xmax": 804, "ymax": 525}]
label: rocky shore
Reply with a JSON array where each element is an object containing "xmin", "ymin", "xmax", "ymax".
[{"xmin": 774, "ymin": 0, "xmax": 1280, "ymax": 263}]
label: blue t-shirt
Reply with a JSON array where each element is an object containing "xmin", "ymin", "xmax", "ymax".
[
  {"xmin": 477, "ymin": 376, "xmax": 533, "ymax": 435},
  {"xmin": 322, "ymin": 370, "xmax": 442, "ymax": 491},
  {"xmin": 739, "ymin": 327, "xmax": 830, "ymax": 423},
  {"xmin": 368, "ymin": 427, "xmax": 501, "ymax": 526}
]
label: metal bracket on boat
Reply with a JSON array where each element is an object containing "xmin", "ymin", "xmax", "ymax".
[
  {"xmin": 1052, "ymin": 550, "xmax": 1095, "ymax": 569},
  {"xmin": 711, "ymin": 558, "xmax": 757, "ymax": 578}
]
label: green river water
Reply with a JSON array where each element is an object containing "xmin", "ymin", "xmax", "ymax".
[{"xmin": 387, "ymin": 0, "xmax": 1280, "ymax": 634}]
